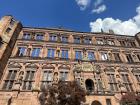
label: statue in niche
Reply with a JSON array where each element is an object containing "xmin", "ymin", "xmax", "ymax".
[
  {"xmin": 116, "ymin": 74, "xmax": 127, "ymax": 92},
  {"xmin": 16, "ymin": 71, "xmax": 24, "ymax": 84},
  {"xmin": 82, "ymin": 48, "xmax": 89, "ymax": 61},
  {"xmin": 56, "ymin": 48, "xmax": 60, "ymax": 58},
  {"xmin": 26, "ymin": 48, "xmax": 31, "ymax": 56},
  {"xmin": 53, "ymin": 72, "xmax": 58, "ymax": 84}
]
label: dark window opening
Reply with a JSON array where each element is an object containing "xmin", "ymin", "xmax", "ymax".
[
  {"xmin": 113, "ymin": 53, "xmax": 121, "ymax": 62},
  {"xmin": 0, "ymin": 37, "xmax": 3, "ymax": 47},
  {"xmin": 106, "ymin": 99, "xmax": 112, "ymax": 105},
  {"xmin": 85, "ymin": 79, "xmax": 94, "ymax": 92},
  {"xmin": 6, "ymin": 27, "xmax": 11, "ymax": 33},
  {"xmin": 126, "ymin": 54, "xmax": 133, "ymax": 63}
]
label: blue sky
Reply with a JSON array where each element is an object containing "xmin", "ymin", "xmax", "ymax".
[{"xmin": 0, "ymin": 0, "xmax": 140, "ymax": 35}]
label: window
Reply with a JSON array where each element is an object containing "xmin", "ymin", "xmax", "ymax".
[
  {"xmin": 47, "ymin": 49, "xmax": 55, "ymax": 58},
  {"xmin": 137, "ymin": 54, "xmax": 140, "ymax": 61},
  {"xmin": 113, "ymin": 53, "xmax": 121, "ymax": 62},
  {"xmin": 101, "ymin": 52, "xmax": 108, "ymax": 61},
  {"xmin": 97, "ymin": 79, "xmax": 103, "ymax": 91},
  {"xmin": 107, "ymin": 74, "xmax": 118, "ymax": 91},
  {"xmin": 61, "ymin": 36, "xmax": 68, "ymax": 43},
  {"xmin": 88, "ymin": 52, "xmax": 95, "ymax": 60},
  {"xmin": 126, "ymin": 54, "xmax": 133, "ymax": 63},
  {"xmin": 61, "ymin": 50, "xmax": 68, "ymax": 59},
  {"xmin": 75, "ymin": 51, "xmax": 82, "ymax": 60},
  {"xmin": 97, "ymin": 40, "xmax": 104, "ymax": 45},
  {"xmin": 74, "ymin": 37, "xmax": 80, "ymax": 43},
  {"xmin": 0, "ymin": 37, "xmax": 3, "ymax": 47},
  {"xmin": 6, "ymin": 27, "xmax": 11, "ymax": 33},
  {"xmin": 36, "ymin": 34, "xmax": 43, "ymax": 40},
  {"xmin": 121, "ymin": 74, "xmax": 133, "ymax": 91},
  {"xmin": 84, "ymin": 38, "xmax": 92, "ymax": 44},
  {"xmin": 106, "ymin": 99, "xmax": 112, "ymax": 105},
  {"xmin": 9, "ymin": 19, "xmax": 15, "ymax": 27},
  {"xmin": 18, "ymin": 47, "xmax": 26, "ymax": 56},
  {"xmin": 23, "ymin": 33, "xmax": 31, "ymax": 39},
  {"xmin": 31, "ymin": 48, "xmax": 41, "ymax": 57},
  {"xmin": 107, "ymin": 40, "xmax": 115, "ymax": 45},
  {"xmin": 119, "ymin": 40, "xmax": 126, "ymax": 46},
  {"xmin": 23, "ymin": 71, "xmax": 35, "ymax": 90},
  {"xmin": 130, "ymin": 41, "xmax": 136, "ymax": 47},
  {"xmin": 2, "ymin": 70, "xmax": 17, "ymax": 90},
  {"xmin": 60, "ymin": 71, "xmax": 68, "ymax": 81},
  {"xmin": 41, "ymin": 71, "xmax": 53, "ymax": 88},
  {"xmin": 135, "ymin": 74, "xmax": 140, "ymax": 82},
  {"xmin": 49, "ymin": 35, "xmax": 57, "ymax": 41}
]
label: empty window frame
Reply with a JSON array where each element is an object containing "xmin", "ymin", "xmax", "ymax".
[
  {"xmin": 22, "ymin": 70, "xmax": 35, "ymax": 90},
  {"xmin": 126, "ymin": 54, "xmax": 133, "ymax": 63},
  {"xmin": 47, "ymin": 48, "xmax": 55, "ymax": 58},
  {"xmin": 88, "ymin": 51, "xmax": 95, "ymax": 60},
  {"xmin": 107, "ymin": 73, "xmax": 118, "ymax": 91},
  {"xmin": 31, "ymin": 48, "xmax": 41, "ymax": 57},
  {"xmin": 2, "ymin": 70, "xmax": 17, "ymax": 90},
  {"xmin": 61, "ymin": 49, "xmax": 69, "ymax": 59},
  {"xmin": 121, "ymin": 73, "xmax": 133, "ymax": 91},
  {"xmin": 36, "ymin": 34, "xmax": 44, "ymax": 40},
  {"xmin": 41, "ymin": 70, "xmax": 53, "ymax": 88},
  {"xmin": 23, "ymin": 33, "xmax": 31, "ymax": 39},
  {"xmin": 59, "ymin": 70, "xmax": 69, "ymax": 81},
  {"xmin": 75, "ymin": 50, "xmax": 82, "ymax": 60}
]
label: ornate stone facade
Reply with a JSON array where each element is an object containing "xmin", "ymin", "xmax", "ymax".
[{"xmin": 1, "ymin": 15, "xmax": 140, "ymax": 105}]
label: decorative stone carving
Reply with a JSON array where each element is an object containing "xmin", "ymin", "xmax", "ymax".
[
  {"xmin": 16, "ymin": 71, "xmax": 24, "ymax": 84},
  {"xmin": 53, "ymin": 72, "xmax": 58, "ymax": 84}
]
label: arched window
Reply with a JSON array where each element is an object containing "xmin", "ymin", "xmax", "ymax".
[
  {"xmin": 91, "ymin": 100, "xmax": 102, "ymax": 105},
  {"xmin": 85, "ymin": 79, "xmax": 94, "ymax": 92}
]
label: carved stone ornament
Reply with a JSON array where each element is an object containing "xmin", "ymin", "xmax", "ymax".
[{"xmin": 74, "ymin": 62, "xmax": 98, "ymax": 72}]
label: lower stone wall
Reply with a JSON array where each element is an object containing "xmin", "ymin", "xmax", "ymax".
[{"xmin": 0, "ymin": 91, "xmax": 120, "ymax": 105}]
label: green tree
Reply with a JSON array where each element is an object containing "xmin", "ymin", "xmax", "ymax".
[{"xmin": 39, "ymin": 81, "xmax": 86, "ymax": 105}]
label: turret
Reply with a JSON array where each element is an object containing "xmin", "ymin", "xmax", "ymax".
[{"xmin": 0, "ymin": 15, "xmax": 22, "ymax": 80}]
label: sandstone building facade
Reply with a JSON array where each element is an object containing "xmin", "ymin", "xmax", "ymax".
[{"xmin": 0, "ymin": 15, "xmax": 140, "ymax": 105}]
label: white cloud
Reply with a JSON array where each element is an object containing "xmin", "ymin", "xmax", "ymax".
[
  {"xmin": 75, "ymin": 0, "xmax": 91, "ymax": 10},
  {"xmin": 89, "ymin": 5, "xmax": 140, "ymax": 36},
  {"xmin": 92, "ymin": 4, "xmax": 106, "ymax": 14},
  {"xmin": 94, "ymin": 0, "xmax": 103, "ymax": 7}
]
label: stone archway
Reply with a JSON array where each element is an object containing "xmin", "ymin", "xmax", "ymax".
[
  {"xmin": 91, "ymin": 100, "xmax": 102, "ymax": 105},
  {"xmin": 85, "ymin": 79, "xmax": 94, "ymax": 92}
]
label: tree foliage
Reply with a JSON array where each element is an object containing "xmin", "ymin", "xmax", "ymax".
[{"xmin": 39, "ymin": 81, "xmax": 86, "ymax": 105}]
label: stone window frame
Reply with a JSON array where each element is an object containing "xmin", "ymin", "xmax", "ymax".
[
  {"xmin": 31, "ymin": 47, "xmax": 42, "ymax": 58},
  {"xmin": 119, "ymin": 71, "xmax": 134, "ymax": 92},
  {"xmin": 22, "ymin": 31, "xmax": 32, "ymax": 40},
  {"xmin": 125, "ymin": 53, "xmax": 134, "ymax": 63},
  {"xmin": 73, "ymin": 36, "xmax": 81, "ymax": 44},
  {"xmin": 132, "ymin": 68, "xmax": 140, "ymax": 89},
  {"xmin": 35, "ymin": 32, "xmax": 45, "ymax": 41},
  {"xmin": 22, "ymin": 67, "xmax": 36, "ymax": 91},
  {"xmin": 60, "ymin": 48, "xmax": 69, "ymax": 59},
  {"xmin": 16, "ymin": 45, "xmax": 28, "ymax": 57},
  {"xmin": 47, "ymin": 47, "xmax": 56, "ymax": 58},
  {"xmin": 2, "ymin": 68, "xmax": 19, "ymax": 90},
  {"xmin": 83, "ymin": 36, "xmax": 92, "ymax": 44},
  {"xmin": 105, "ymin": 68, "xmax": 119, "ymax": 92},
  {"xmin": 49, "ymin": 33, "xmax": 58, "ymax": 42},
  {"xmin": 41, "ymin": 68, "xmax": 54, "ymax": 88},
  {"xmin": 58, "ymin": 66, "xmax": 70, "ymax": 81},
  {"xmin": 74, "ymin": 49, "xmax": 83, "ymax": 60}
]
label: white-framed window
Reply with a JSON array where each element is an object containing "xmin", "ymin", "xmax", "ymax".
[{"xmin": 101, "ymin": 52, "xmax": 108, "ymax": 60}]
